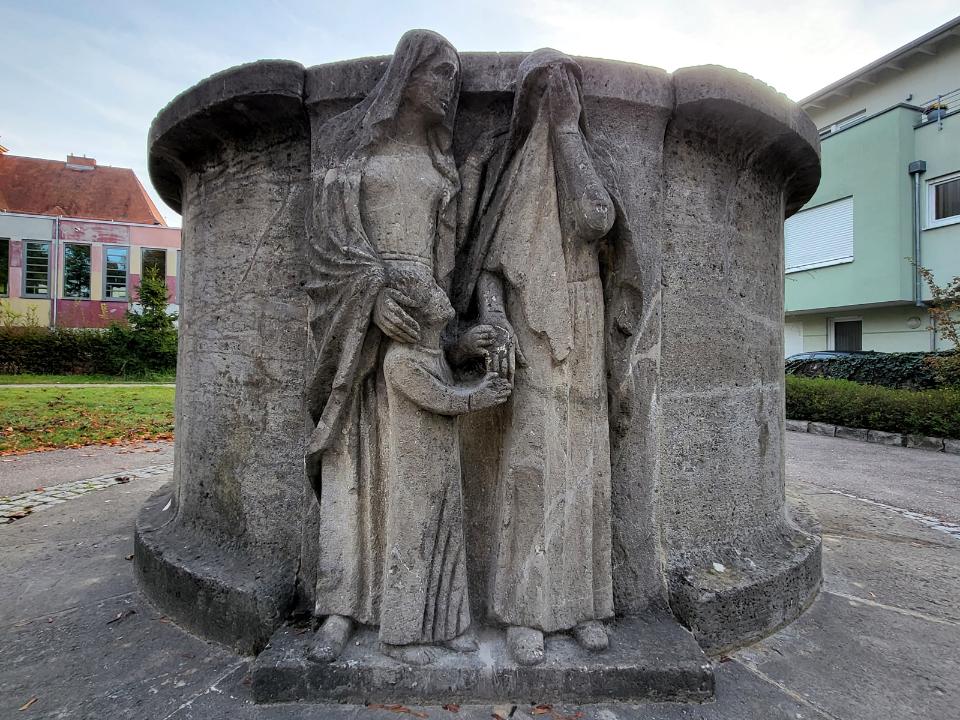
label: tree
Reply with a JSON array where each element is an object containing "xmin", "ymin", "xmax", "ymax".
[
  {"xmin": 129, "ymin": 267, "xmax": 178, "ymax": 332},
  {"xmin": 916, "ymin": 265, "xmax": 960, "ymax": 386}
]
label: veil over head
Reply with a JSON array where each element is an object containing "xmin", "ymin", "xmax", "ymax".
[{"xmin": 304, "ymin": 29, "xmax": 461, "ymax": 469}]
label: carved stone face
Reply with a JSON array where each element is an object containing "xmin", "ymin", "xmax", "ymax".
[{"xmin": 405, "ymin": 46, "xmax": 459, "ymax": 121}]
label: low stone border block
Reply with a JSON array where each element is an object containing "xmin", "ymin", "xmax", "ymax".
[
  {"xmin": 836, "ymin": 426, "xmax": 869, "ymax": 442},
  {"xmin": 808, "ymin": 422, "xmax": 837, "ymax": 437},
  {"xmin": 867, "ymin": 429, "xmax": 905, "ymax": 447},
  {"xmin": 907, "ymin": 435, "xmax": 945, "ymax": 451},
  {"xmin": 787, "ymin": 419, "xmax": 959, "ymax": 454},
  {"xmin": 785, "ymin": 419, "xmax": 809, "ymax": 433}
]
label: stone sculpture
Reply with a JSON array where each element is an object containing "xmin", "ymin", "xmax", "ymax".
[
  {"xmin": 301, "ymin": 30, "xmax": 506, "ymax": 665},
  {"xmin": 137, "ymin": 28, "xmax": 823, "ymax": 705},
  {"xmin": 454, "ymin": 49, "xmax": 617, "ymax": 665}
]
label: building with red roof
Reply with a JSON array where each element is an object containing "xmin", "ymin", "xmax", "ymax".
[{"xmin": 0, "ymin": 151, "xmax": 181, "ymax": 328}]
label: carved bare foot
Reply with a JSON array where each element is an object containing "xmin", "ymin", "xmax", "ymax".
[
  {"xmin": 308, "ymin": 614, "xmax": 353, "ymax": 663},
  {"xmin": 507, "ymin": 625, "xmax": 544, "ymax": 666},
  {"xmin": 572, "ymin": 620, "xmax": 608, "ymax": 652},
  {"xmin": 380, "ymin": 642, "xmax": 446, "ymax": 666},
  {"xmin": 444, "ymin": 630, "xmax": 478, "ymax": 653}
]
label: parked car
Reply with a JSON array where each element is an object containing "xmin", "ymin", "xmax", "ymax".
[{"xmin": 786, "ymin": 350, "xmax": 883, "ymax": 362}]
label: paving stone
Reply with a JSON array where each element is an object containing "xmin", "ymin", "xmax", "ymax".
[{"xmin": 735, "ymin": 591, "xmax": 960, "ymax": 720}]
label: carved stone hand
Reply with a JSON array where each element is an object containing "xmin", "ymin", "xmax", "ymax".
[
  {"xmin": 469, "ymin": 372, "xmax": 513, "ymax": 411},
  {"xmin": 374, "ymin": 287, "xmax": 421, "ymax": 344}
]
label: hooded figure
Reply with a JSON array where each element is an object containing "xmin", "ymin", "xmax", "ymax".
[
  {"xmin": 454, "ymin": 49, "xmax": 618, "ymax": 665},
  {"xmin": 303, "ymin": 29, "xmax": 464, "ymax": 663}
]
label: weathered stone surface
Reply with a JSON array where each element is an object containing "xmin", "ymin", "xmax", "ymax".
[
  {"xmin": 906, "ymin": 434, "xmax": 945, "ymax": 451},
  {"xmin": 138, "ymin": 29, "xmax": 821, "ymax": 700},
  {"xmin": 867, "ymin": 429, "xmax": 905, "ymax": 446},
  {"xmin": 807, "ymin": 422, "xmax": 836, "ymax": 437},
  {"xmin": 945, "ymin": 438, "xmax": 960, "ymax": 455},
  {"xmin": 785, "ymin": 419, "xmax": 809, "ymax": 433},
  {"xmin": 251, "ymin": 615, "xmax": 713, "ymax": 704},
  {"xmin": 835, "ymin": 425, "xmax": 869, "ymax": 442}
]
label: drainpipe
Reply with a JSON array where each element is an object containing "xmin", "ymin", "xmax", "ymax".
[
  {"xmin": 50, "ymin": 215, "xmax": 60, "ymax": 328},
  {"xmin": 908, "ymin": 160, "xmax": 926, "ymax": 307}
]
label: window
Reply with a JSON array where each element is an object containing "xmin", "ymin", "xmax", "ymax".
[
  {"xmin": 23, "ymin": 241, "xmax": 50, "ymax": 297},
  {"xmin": 928, "ymin": 173, "xmax": 960, "ymax": 228},
  {"xmin": 784, "ymin": 196, "xmax": 854, "ymax": 273},
  {"xmin": 104, "ymin": 246, "xmax": 129, "ymax": 300},
  {"xmin": 0, "ymin": 239, "xmax": 8, "ymax": 296},
  {"xmin": 141, "ymin": 248, "xmax": 166, "ymax": 282},
  {"xmin": 63, "ymin": 243, "xmax": 92, "ymax": 299},
  {"xmin": 831, "ymin": 319, "xmax": 862, "ymax": 351}
]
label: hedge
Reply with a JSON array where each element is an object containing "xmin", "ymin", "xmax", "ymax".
[
  {"xmin": 0, "ymin": 325, "xmax": 177, "ymax": 377},
  {"xmin": 786, "ymin": 375, "xmax": 960, "ymax": 439},
  {"xmin": 785, "ymin": 351, "xmax": 957, "ymax": 390}
]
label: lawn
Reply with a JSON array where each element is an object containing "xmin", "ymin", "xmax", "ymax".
[
  {"xmin": 0, "ymin": 373, "xmax": 175, "ymax": 385},
  {"xmin": 0, "ymin": 386, "xmax": 175, "ymax": 454}
]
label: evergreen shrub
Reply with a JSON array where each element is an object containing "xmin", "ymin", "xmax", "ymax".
[{"xmin": 786, "ymin": 375, "xmax": 960, "ymax": 439}]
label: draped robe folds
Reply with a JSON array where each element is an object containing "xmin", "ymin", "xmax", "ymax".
[
  {"xmin": 457, "ymin": 88, "xmax": 616, "ymax": 633},
  {"xmin": 305, "ymin": 157, "xmax": 459, "ymax": 628},
  {"xmin": 303, "ymin": 30, "xmax": 461, "ymax": 631}
]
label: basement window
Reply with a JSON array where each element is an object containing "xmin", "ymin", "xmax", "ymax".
[{"xmin": 928, "ymin": 172, "xmax": 960, "ymax": 228}]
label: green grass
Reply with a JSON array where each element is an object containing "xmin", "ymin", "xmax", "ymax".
[
  {"xmin": 0, "ymin": 386, "xmax": 175, "ymax": 453},
  {"xmin": 0, "ymin": 372, "xmax": 175, "ymax": 385}
]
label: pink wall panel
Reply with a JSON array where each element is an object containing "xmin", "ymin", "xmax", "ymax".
[
  {"xmin": 129, "ymin": 225, "xmax": 181, "ymax": 249},
  {"xmin": 60, "ymin": 220, "xmax": 130, "ymax": 244},
  {"xmin": 55, "ymin": 299, "xmax": 126, "ymax": 328},
  {"xmin": 9, "ymin": 240, "xmax": 22, "ymax": 296}
]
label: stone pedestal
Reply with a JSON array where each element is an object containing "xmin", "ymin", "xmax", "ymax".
[{"xmin": 136, "ymin": 42, "xmax": 821, "ymax": 701}]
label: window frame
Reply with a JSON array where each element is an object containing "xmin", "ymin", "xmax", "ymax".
[
  {"xmin": 827, "ymin": 316, "xmax": 863, "ymax": 351},
  {"xmin": 140, "ymin": 247, "xmax": 167, "ymax": 283},
  {"xmin": 62, "ymin": 241, "xmax": 93, "ymax": 300},
  {"xmin": 926, "ymin": 171, "xmax": 960, "ymax": 229},
  {"xmin": 103, "ymin": 245, "xmax": 130, "ymax": 302},
  {"xmin": 0, "ymin": 238, "xmax": 9, "ymax": 297},
  {"xmin": 22, "ymin": 240, "xmax": 52, "ymax": 298}
]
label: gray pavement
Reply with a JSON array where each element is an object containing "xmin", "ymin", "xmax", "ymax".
[
  {"xmin": 787, "ymin": 430, "xmax": 960, "ymax": 523},
  {"xmin": 0, "ymin": 441, "xmax": 174, "ymax": 497},
  {"xmin": 0, "ymin": 433, "xmax": 958, "ymax": 718}
]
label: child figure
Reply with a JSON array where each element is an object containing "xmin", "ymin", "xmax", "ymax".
[{"xmin": 378, "ymin": 266, "xmax": 512, "ymax": 665}]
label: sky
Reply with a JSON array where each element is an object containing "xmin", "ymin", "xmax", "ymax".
[{"xmin": 2, "ymin": 0, "xmax": 958, "ymax": 226}]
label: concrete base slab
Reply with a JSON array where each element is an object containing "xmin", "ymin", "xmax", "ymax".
[{"xmin": 250, "ymin": 614, "xmax": 713, "ymax": 705}]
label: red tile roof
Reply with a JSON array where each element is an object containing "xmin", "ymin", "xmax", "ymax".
[{"xmin": 0, "ymin": 154, "xmax": 166, "ymax": 226}]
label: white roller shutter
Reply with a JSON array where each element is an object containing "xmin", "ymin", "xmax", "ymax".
[{"xmin": 784, "ymin": 196, "xmax": 854, "ymax": 273}]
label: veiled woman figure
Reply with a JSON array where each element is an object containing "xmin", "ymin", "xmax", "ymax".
[
  {"xmin": 304, "ymin": 29, "xmax": 492, "ymax": 665},
  {"xmin": 454, "ymin": 49, "xmax": 618, "ymax": 665}
]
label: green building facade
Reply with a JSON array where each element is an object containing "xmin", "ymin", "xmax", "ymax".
[{"xmin": 785, "ymin": 17, "xmax": 960, "ymax": 356}]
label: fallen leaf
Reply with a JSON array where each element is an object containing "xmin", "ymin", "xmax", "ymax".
[
  {"xmin": 115, "ymin": 476, "xmax": 131, "ymax": 484},
  {"xmin": 125, "ymin": 554, "xmax": 134, "ymax": 561},
  {"xmin": 719, "ymin": 655, "xmax": 733, "ymax": 663},
  {"xmin": 366, "ymin": 703, "xmax": 429, "ymax": 718},
  {"xmin": 107, "ymin": 609, "xmax": 136, "ymax": 625},
  {"xmin": 19, "ymin": 696, "xmax": 38, "ymax": 710},
  {"xmin": 442, "ymin": 704, "xmax": 460, "ymax": 712}
]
